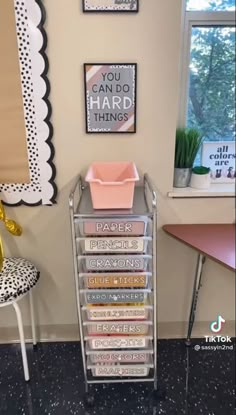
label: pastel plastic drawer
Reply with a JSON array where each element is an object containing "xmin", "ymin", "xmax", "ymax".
[
  {"xmin": 78, "ymin": 255, "xmax": 151, "ymax": 272},
  {"xmin": 77, "ymin": 237, "xmax": 151, "ymax": 254},
  {"xmin": 84, "ymin": 321, "xmax": 153, "ymax": 335},
  {"xmin": 80, "ymin": 272, "xmax": 151, "ymax": 289},
  {"xmin": 82, "ymin": 305, "xmax": 152, "ymax": 321},
  {"xmin": 85, "ymin": 335, "xmax": 153, "ymax": 350},
  {"xmin": 74, "ymin": 217, "xmax": 150, "ymax": 237},
  {"xmin": 87, "ymin": 349, "xmax": 153, "ymax": 364},
  {"xmin": 87, "ymin": 357, "xmax": 154, "ymax": 377},
  {"xmin": 80, "ymin": 289, "xmax": 151, "ymax": 305}
]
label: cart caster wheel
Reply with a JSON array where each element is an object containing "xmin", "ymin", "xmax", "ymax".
[
  {"xmin": 151, "ymin": 387, "xmax": 166, "ymax": 402},
  {"xmin": 84, "ymin": 392, "xmax": 95, "ymax": 408},
  {"xmin": 185, "ymin": 339, "xmax": 191, "ymax": 347}
]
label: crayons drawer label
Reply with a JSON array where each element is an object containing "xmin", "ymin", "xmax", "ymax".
[
  {"xmin": 84, "ymin": 221, "xmax": 146, "ymax": 236},
  {"xmin": 85, "ymin": 291, "xmax": 145, "ymax": 304},
  {"xmin": 85, "ymin": 257, "xmax": 145, "ymax": 271},
  {"xmin": 86, "ymin": 274, "xmax": 147, "ymax": 289},
  {"xmin": 89, "ymin": 337, "xmax": 148, "ymax": 350},
  {"xmin": 84, "ymin": 238, "xmax": 145, "ymax": 253}
]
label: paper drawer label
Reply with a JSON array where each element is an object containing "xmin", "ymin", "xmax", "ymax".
[
  {"xmin": 85, "ymin": 238, "xmax": 144, "ymax": 253},
  {"xmin": 86, "ymin": 257, "xmax": 145, "ymax": 270},
  {"xmin": 94, "ymin": 323, "xmax": 146, "ymax": 334},
  {"xmin": 92, "ymin": 352, "xmax": 147, "ymax": 363},
  {"xmin": 84, "ymin": 221, "xmax": 145, "ymax": 235},
  {"xmin": 86, "ymin": 292, "xmax": 145, "ymax": 304},
  {"xmin": 88, "ymin": 307, "xmax": 146, "ymax": 320},
  {"xmin": 87, "ymin": 274, "xmax": 146, "ymax": 288},
  {"xmin": 90, "ymin": 337, "xmax": 147, "ymax": 349},
  {"xmin": 94, "ymin": 366, "xmax": 148, "ymax": 377}
]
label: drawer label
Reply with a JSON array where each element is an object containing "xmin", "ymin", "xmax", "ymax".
[
  {"xmin": 86, "ymin": 292, "xmax": 145, "ymax": 304},
  {"xmin": 86, "ymin": 257, "xmax": 144, "ymax": 270},
  {"xmin": 94, "ymin": 366, "xmax": 148, "ymax": 377},
  {"xmin": 91, "ymin": 337, "xmax": 147, "ymax": 349},
  {"xmin": 87, "ymin": 274, "xmax": 146, "ymax": 288},
  {"xmin": 84, "ymin": 221, "xmax": 145, "ymax": 235},
  {"xmin": 94, "ymin": 323, "xmax": 145, "ymax": 334},
  {"xmin": 92, "ymin": 352, "xmax": 146, "ymax": 363},
  {"xmin": 85, "ymin": 238, "xmax": 144, "ymax": 253},
  {"xmin": 88, "ymin": 307, "xmax": 146, "ymax": 320}
]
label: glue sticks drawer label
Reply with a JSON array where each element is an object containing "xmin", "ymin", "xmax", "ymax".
[
  {"xmin": 84, "ymin": 237, "xmax": 145, "ymax": 253},
  {"xmin": 87, "ymin": 274, "xmax": 147, "ymax": 288},
  {"xmin": 85, "ymin": 257, "xmax": 145, "ymax": 271},
  {"xmin": 84, "ymin": 221, "xmax": 146, "ymax": 236},
  {"xmin": 89, "ymin": 337, "xmax": 148, "ymax": 350},
  {"xmin": 86, "ymin": 291, "xmax": 145, "ymax": 304},
  {"xmin": 92, "ymin": 366, "xmax": 150, "ymax": 377}
]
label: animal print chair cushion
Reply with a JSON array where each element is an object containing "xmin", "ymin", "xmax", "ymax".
[{"xmin": 0, "ymin": 258, "xmax": 39, "ymax": 304}]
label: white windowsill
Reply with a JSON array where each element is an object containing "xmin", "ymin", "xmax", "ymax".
[{"xmin": 168, "ymin": 183, "xmax": 235, "ymax": 198}]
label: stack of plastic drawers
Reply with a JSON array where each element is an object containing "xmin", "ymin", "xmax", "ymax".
[{"xmin": 76, "ymin": 216, "xmax": 154, "ymax": 379}]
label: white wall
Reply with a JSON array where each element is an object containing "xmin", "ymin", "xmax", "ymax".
[{"xmin": 0, "ymin": 0, "xmax": 234, "ymax": 340}]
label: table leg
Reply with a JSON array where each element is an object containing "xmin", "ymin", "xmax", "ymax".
[{"xmin": 186, "ymin": 253, "xmax": 205, "ymax": 346}]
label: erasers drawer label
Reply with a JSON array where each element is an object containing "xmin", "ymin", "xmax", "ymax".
[
  {"xmin": 86, "ymin": 291, "xmax": 145, "ymax": 304},
  {"xmin": 87, "ymin": 307, "xmax": 147, "ymax": 320},
  {"xmin": 87, "ymin": 274, "xmax": 146, "ymax": 288},
  {"xmin": 90, "ymin": 337, "xmax": 147, "ymax": 349},
  {"xmin": 86, "ymin": 257, "xmax": 145, "ymax": 270},
  {"xmin": 90, "ymin": 323, "xmax": 148, "ymax": 334},
  {"xmin": 84, "ymin": 238, "xmax": 144, "ymax": 253},
  {"xmin": 83, "ymin": 221, "xmax": 145, "ymax": 235},
  {"xmin": 93, "ymin": 366, "xmax": 149, "ymax": 377},
  {"xmin": 91, "ymin": 352, "xmax": 147, "ymax": 363}
]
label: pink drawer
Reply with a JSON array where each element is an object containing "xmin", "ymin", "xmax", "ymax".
[{"xmin": 83, "ymin": 218, "xmax": 149, "ymax": 236}]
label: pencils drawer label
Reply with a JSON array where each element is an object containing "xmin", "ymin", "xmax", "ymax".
[
  {"xmin": 84, "ymin": 238, "xmax": 145, "ymax": 253},
  {"xmin": 87, "ymin": 274, "xmax": 147, "ymax": 288},
  {"xmin": 86, "ymin": 257, "xmax": 145, "ymax": 270},
  {"xmin": 89, "ymin": 337, "xmax": 148, "ymax": 349},
  {"xmin": 86, "ymin": 292, "xmax": 145, "ymax": 304},
  {"xmin": 84, "ymin": 221, "xmax": 146, "ymax": 236}
]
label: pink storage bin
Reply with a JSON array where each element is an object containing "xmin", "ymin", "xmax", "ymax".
[{"xmin": 85, "ymin": 162, "xmax": 139, "ymax": 209}]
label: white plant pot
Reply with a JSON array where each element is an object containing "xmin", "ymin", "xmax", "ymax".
[{"xmin": 190, "ymin": 172, "xmax": 211, "ymax": 189}]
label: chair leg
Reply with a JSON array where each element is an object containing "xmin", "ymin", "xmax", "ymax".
[
  {"xmin": 13, "ymin": 302, "xmax": 30, "ymax": 381},
  {"xmin": 29, "ymin": 290, "xmax": 37, "ymax": 346}
]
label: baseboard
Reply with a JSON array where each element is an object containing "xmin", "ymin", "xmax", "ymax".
[{"xmin": 0, "ymin": 321, "xmax": 235, "ymax": 344}]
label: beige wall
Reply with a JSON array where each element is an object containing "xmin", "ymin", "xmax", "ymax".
[{"xmin": 0, "ymin": 0, "xmax": 235, "ymax": 340}]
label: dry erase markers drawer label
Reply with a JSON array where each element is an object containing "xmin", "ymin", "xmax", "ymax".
[
  {"xmin": 84, "ymin": 221, "xmax": 146, "ymax": 236},
  {"xmin": 86, "ymin": 292, "xmax": 145, "ymax": 304},
  {"xmin": 92, "ymin": 366, "xmax": 150, "ymax": 377},
  {"xmin": 90, "ymin": 352, "xmax": 148, "ymax": 364},
  {"xmin": 84, "ymin": 238, "xmax": 145, "ymax": 253},
  {"xmin": 86, "ymin": 307, "xmax": 147, "ymax": 320},
  {"xmin": 89, "ymin": 337, "xmax": 148, "ymax": 349},
  {"xmin": 87, "ymin": 274, "xmax": 147, "ymax": 288},
  {"xmin": 87, "ymin": 323, "xmax": 149, "ymax": 335},
  {"xmin": 86, "ymin": 257, "xmax": 145, "ymax": 270}
]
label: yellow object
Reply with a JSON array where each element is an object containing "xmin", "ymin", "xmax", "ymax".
[{"xmin": 0, "ymin": 201, "xmax": 22, "ymax": 271}]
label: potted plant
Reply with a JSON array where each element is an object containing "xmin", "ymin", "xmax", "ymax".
[
  {"xmin": 174, "ymin": 128, "xmax": 203, "ymax": 188},
  {"xmin": 190, "ymin": 166, "xmax": 211, "ymax": 189}
]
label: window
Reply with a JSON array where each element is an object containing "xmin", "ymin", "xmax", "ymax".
[{"xmin": 180, "ymin": 0, "xmax": 235, "ymax": 146}]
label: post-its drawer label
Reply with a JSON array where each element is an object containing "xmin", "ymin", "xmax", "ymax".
[
  {"xmin": 86, "ymin": 291, "xmax": 145, "ymax": 304},
  {"xmin": 84, "ymin": 221, "xmax": 145, "ymax": 235},
  {"xmin": 87, "ymin": 274, "xmax": 146, "ymax": 288},
  {"xmin": 86, "ymin": 257, "xmax": 145, "ymax": 271},
  {"xmin": 84, "ymin": 238, "xmax": 145, "ymax": 253},
  {"xmin": 90, "ymin": 337, "xmax": 147, "ymax": 349},
  {"xmin": 91, "ymin": 352, "xmax": 147, "ymax": 363},
  {"xmin": 92, "ymin": 323, "xmax": 146, "ymax": 334},
  {"xmin": 87, "ymin": 307, "xmax": 147, "ymax": 320},
  {"xmin": 93, "ymin": 366, "xmax": 149, "ymax": 377}
]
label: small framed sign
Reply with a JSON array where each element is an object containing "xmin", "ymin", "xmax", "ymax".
[
  {"xmin": 83, "ymin": 0, "xmax": 139, "ymax": 12},
  {"xmin": 202, "ymin": 141, "xmax": 236, "ymax": 183},
  {"xmin": 84, "ymin": 63, "xmax": 137, "ymax": 133}
]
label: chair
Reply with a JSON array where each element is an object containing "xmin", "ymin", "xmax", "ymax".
[{"xmin": 0, "ymin": 257, "xmax": 40, "ymax": 381}]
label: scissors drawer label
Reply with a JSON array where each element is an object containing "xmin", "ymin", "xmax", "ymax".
[{"xmin": 91, "ymin": 352, "xmax": 147, "ymax": 363}]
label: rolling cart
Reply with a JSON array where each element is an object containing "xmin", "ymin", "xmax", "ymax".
[{"xmin": 69, "ymin": 174, "xmax": 161, "ymax": 406}]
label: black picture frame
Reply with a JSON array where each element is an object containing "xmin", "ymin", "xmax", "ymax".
[
  {"xmin": 84, "ymin": 63, "xmax": 137, "ymax": 134},
  {"xmin": 82, "ymin": 0, "xmax": 139, "ymax": 13}
]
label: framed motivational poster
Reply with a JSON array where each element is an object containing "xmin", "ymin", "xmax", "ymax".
[
  {"xmin": 83, "ymin": 0, "xmax": 139, "ymax": 12},
  {"xmin": 84, "ymin": 63, "xmax": 137, "ymax": 134},
  {"xmin": 202, "ymin": 141, "xmax": 236, "ymax": 183}
]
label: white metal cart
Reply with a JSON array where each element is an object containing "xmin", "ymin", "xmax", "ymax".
[{"xmin": 69, "ymin": 174, "xmax": 159, "ymax": 406}]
